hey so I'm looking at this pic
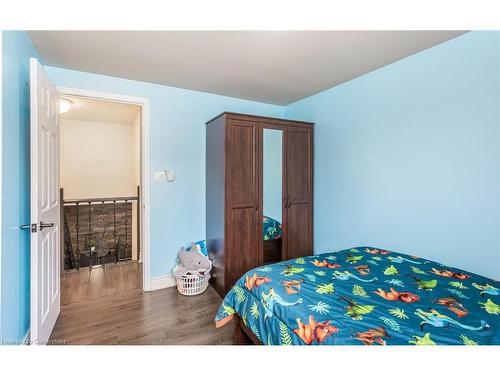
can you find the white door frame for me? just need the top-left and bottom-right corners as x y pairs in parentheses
(57, 86), (152, 291)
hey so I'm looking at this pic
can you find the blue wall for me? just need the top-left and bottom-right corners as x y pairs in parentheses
(285, 31), (500, 280)
(44, 66), (284, 279)
(1, 31), (42, 342)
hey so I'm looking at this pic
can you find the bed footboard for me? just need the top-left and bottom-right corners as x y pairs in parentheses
(234, 315), (261, 345)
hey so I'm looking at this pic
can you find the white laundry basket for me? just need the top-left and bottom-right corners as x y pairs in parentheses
(175, 270), (211, 296)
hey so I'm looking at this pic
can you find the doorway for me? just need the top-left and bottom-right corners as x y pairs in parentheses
(30, 59), (151, 344)
(57, 87), (151, 295)
(58, 94), (144, 304)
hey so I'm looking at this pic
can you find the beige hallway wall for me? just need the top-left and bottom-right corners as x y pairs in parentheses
(60, 116), (140, 259)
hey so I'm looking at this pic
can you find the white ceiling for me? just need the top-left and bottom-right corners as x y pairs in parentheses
(60, 96), (141, 125)
(29, 31), (467, 105)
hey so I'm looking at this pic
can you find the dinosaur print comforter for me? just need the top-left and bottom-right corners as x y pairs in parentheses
(215, 247), (500, 345)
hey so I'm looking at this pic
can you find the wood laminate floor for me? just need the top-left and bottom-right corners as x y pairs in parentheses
(50, 262), (233, 344)
(61, 261), (143, 306)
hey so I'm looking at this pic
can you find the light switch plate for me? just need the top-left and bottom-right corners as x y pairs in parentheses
(166, 170), (176, 182)
(154, 171), (166, 182)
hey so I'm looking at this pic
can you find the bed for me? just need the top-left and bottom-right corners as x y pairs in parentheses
(215, 247), (500, 345)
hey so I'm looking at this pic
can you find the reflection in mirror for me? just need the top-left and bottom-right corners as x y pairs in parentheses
(263, 128), (283, 264)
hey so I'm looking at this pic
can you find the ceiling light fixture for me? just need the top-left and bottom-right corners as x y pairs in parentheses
(59, 98), (73, 114)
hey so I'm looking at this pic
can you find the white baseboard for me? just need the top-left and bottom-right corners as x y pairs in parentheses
(149, 274), (176, 291)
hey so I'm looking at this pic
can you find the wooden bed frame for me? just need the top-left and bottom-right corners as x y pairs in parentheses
(234, 315), (262, 345)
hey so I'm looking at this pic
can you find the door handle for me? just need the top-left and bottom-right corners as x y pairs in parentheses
(39, 221), (54, 231)
(21, 223), (37, 233)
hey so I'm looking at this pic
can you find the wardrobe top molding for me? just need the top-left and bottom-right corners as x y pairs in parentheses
(205, 112), (314, 127)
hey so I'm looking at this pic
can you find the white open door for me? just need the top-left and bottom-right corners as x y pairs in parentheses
(30, 58), (60, 344)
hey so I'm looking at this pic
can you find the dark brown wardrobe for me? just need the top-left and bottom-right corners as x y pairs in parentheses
(206, 112), (313, 296)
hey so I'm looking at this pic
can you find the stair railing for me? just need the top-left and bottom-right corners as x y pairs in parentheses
(60, 187), (140, 270)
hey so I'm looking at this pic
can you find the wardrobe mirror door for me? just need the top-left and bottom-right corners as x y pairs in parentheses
(262, 128), (283, 264)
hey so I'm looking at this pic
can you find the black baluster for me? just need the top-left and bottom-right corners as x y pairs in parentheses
(113, 200), (117, 263)
(75, 203), (80, 270)
(88, 202), (92, 269)
(101, 200), (105, 266)
(124, 200), (129, 261)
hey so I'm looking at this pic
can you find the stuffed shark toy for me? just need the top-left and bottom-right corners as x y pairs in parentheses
(173, 242), (212, 278)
